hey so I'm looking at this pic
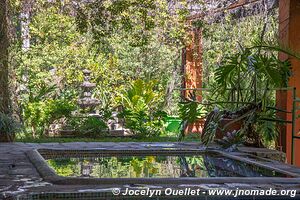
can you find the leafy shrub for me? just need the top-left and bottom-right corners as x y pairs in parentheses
(24, 99), (76, 137)
(64, 116), (108, 138)
(74, 117), (108, 138)
(119, 79), (162, 111)
(118, 79), (167, 138)
(179, 101), (205, 123)
(120, 109), (167, 138)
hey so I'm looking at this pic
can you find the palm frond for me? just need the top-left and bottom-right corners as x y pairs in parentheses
(250, 39), (300, 60)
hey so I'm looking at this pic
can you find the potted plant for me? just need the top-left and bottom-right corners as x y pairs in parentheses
(202, 39), (300, 147)
(0, 113), (19, 142)
(201, 103), (262, 147)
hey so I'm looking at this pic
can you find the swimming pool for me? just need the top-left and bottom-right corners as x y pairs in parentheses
(46, 153), (287, 178)
(27, 148), (300, 185)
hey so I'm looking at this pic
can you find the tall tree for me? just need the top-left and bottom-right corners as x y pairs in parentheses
(20, 0), (34, 51)
(0, 0), (11, 114)
(75, 0), (190, 52)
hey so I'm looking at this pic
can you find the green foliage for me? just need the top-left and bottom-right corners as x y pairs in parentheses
(14, 6), (84, 138)
(10, 0), (292, 148)
(12, 1), (182, 137)
(119, 79), (167, 137)
(70, 116), (108, 138)
(177, 92), (206, 141)
(202, 13), (279, 88)
(255, 109), (279, 147)
(179, 101), (202, 123)
(202, 36), (295, 147)
(119, 79), (161, 111)
(179, 100), (206, 124)
(47, 159), (79, 177)
(251, 39), (300, 60)
(214, 47), (250, 94)
(0, 113), (20, 138)
(122, 109), (167, 138)
(198, 11), (292, 147)
(30, 7), (78, 46)
(214, 44), (291, 104)
(201, 110), (223, 146)
(75, 0), (190, 50)
(24, 99), (76, 136)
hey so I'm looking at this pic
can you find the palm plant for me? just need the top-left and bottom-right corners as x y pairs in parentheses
(118, 79), (167, 137)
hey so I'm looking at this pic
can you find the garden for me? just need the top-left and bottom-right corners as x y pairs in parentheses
(1, 0), (300, 199)
(1, 0), (296, 146)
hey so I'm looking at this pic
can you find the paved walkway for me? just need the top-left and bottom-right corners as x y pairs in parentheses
(0, 142), (299, 199)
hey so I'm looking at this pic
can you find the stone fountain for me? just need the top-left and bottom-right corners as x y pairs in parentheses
(77, 69), (131, 136)
(77, 69), (100, 115)
(51, 69), (132, 137)
(50, 69), (101, 136)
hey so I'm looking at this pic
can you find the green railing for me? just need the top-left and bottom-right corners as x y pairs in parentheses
(292, 87), (300, 164)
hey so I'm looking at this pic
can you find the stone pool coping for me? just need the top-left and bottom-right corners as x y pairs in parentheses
(1, 142), (300, 199)
(26, 148), (300, 185)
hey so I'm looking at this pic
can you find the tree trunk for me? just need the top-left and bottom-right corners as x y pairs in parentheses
(0, 0), (11, 115)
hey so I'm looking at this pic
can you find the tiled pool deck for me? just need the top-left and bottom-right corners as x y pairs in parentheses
(0, 142), (300, 199)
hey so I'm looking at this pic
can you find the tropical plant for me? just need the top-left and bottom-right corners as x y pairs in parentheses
(201, 108), (223, 145)
(118, 79), (167, 138)
(214, 44), (291, 106)
(121, 109), (167, 138)
(179, 92), (205, 123)
(216, 130), (245, 151)
(202, 39), (300, 147)
(118, 79), (162, 110)
(11, 1), (182, 138)
(178, 91), (206, 141)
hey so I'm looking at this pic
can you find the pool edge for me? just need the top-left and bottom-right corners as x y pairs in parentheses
(26, 148), (300, 185)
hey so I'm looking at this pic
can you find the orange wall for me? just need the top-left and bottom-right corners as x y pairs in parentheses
(277, 0), (300, 166)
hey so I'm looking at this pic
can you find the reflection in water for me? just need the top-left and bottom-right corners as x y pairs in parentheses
(46, 154), (288, 178)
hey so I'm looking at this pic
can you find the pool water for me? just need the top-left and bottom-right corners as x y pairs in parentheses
(46, 153), (288, 178)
